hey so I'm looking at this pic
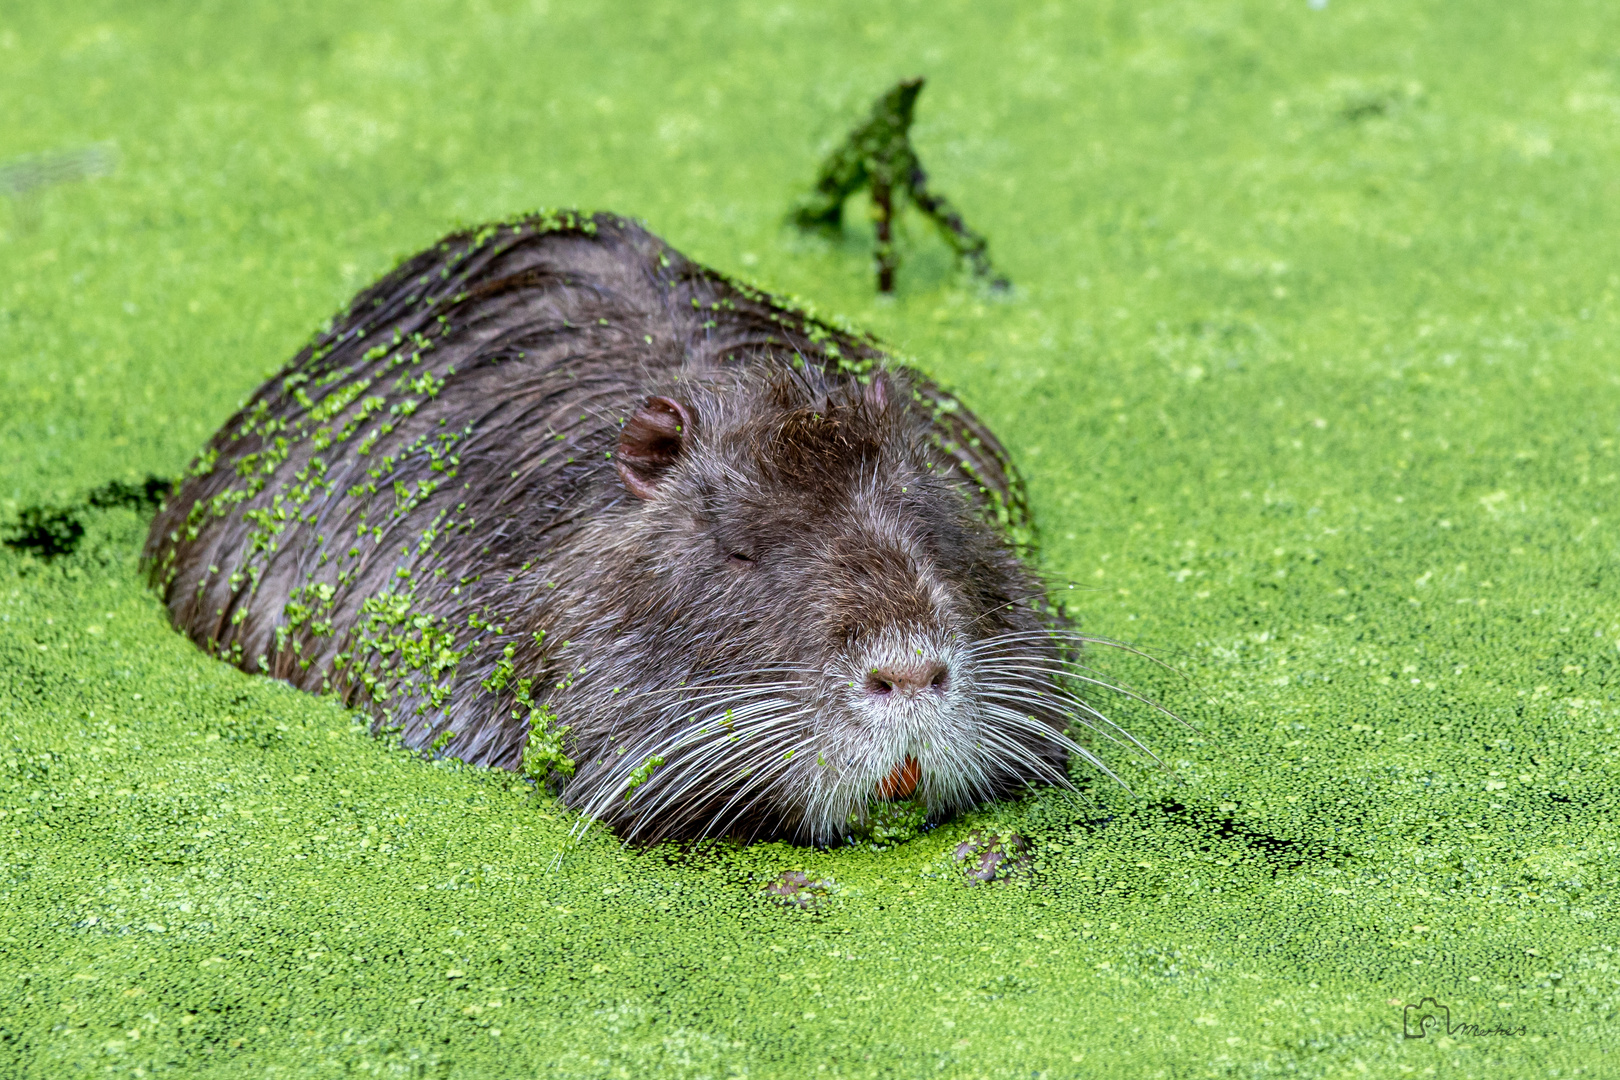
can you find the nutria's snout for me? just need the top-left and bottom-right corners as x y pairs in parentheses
(794, 627), (1005, 838)
(863, 658), (949, 698)
(841, 630), (968, 736)
(856, 636), (955, 702)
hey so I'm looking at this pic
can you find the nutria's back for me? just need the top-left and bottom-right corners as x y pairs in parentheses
(146, 213), (1116, 844)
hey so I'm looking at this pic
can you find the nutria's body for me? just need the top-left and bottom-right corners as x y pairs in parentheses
(146, 212), (1125, 844)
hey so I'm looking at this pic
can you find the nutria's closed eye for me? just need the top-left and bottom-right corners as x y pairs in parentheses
(142, 211), (1161, 847)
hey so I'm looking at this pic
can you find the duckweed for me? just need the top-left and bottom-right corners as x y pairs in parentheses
(1, 0), (1615, 1075)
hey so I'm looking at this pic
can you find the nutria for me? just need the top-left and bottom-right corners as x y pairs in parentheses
(145, 211), (1142, 845)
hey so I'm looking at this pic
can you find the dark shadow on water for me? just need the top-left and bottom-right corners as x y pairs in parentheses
(2, 475), (170, 559)
(1073, 797), (1349, 875)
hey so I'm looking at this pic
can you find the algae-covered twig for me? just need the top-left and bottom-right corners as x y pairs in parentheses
(791, 78), (1007, 293)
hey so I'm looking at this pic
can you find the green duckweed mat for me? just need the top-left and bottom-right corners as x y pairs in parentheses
(3, 1), (1617, 1075)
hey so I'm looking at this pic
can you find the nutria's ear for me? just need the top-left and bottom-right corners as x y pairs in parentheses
(616, 396), (694, 499)
(861, 372), (891, 412)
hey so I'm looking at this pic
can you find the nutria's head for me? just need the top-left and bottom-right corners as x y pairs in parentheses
(549, 367), (1115, 845)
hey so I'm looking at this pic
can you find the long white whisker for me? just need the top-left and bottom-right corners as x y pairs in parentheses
(975, 680), (1156, 757)
(609, 673), (812, 701)
(970, 726), (1076, 791)
(970, 629), (1191, 679)
(978, 705), (1130, 788)
(974, 655), (1187, 726)
(577, 695), (816, 841)
(625, 708), (814, 831)
(695, 734), (817, 841)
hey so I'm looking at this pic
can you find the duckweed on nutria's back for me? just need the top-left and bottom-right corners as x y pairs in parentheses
(1, 0), (1617, 1076)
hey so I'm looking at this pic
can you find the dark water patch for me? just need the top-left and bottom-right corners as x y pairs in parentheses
(3, 475), (170, 560)
(1146, 799), (1346, 872)
(86, 476), (172, 512)
(1533, 788), (1610, 823)
(2, 505), (84, 559)
(1064, 797), (1348, 876)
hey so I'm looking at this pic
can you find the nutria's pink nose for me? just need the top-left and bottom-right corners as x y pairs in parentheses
(864, 659), (949, 697)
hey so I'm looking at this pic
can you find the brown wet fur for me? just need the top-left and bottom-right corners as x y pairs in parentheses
(144, 212), (1082, 845)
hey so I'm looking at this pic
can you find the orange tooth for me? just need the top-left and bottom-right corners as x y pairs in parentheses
(876, 756), (921, 800)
